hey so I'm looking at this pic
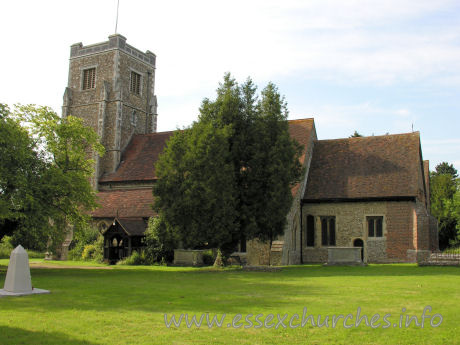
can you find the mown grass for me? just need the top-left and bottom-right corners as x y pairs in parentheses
(0, 263), (459, 344)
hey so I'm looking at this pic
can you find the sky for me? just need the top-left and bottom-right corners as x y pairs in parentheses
(1, 0), (459, 172)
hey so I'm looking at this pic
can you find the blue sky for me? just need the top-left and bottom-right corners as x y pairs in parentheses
(1, 0), (459, 171)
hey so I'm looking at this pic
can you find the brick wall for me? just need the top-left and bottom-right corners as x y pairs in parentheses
(385, 202), (414, 261)
(301, 200), (425, 263)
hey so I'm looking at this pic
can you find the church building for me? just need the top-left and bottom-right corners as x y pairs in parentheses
(63, 35), (438, 265)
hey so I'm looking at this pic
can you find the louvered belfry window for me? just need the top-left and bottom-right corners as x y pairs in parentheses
(82, 68), (96, 90)
(130, 71), (141, 95)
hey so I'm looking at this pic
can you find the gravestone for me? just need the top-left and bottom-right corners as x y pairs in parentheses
(326, 247), (364, 265)
(0, 245), (50, 297)
(173, 249), (204, 266)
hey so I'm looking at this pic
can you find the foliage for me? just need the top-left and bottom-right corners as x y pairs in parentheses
(202, 249), (216, 266)
(76, 237), (104, 263)
(448, 186), (460, 246)
(432, 162), (458, 178)
(0, 104), (104, 252)
(68, 224), (100, 260)
(116, 250), (154, 266)
(350, 130), (363, 137)
(143, 216), (177, 264)
(80, 235), (104, 262)
(0, 104), (44, 245)
(443, 245), (460, 254)
(430, 161), (459, 249)
(153, 122), (236, 253)
(0, 235), (13, 259)
(0, 236), (44, 259)
(154, 74), (303, 260)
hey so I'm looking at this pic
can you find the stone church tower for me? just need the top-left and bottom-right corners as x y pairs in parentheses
(62, 34), (157, 188)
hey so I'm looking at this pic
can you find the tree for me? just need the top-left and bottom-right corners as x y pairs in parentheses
(449, 187), (460, 246)
(0, 104), (104, 251)
(0, 104), (43, 241)
(432, 162), (458, 178)
(154, 118), (237, 254)
(143, 215), (179, 263)
(246, 82), (303, 242)
(350, 131), (363, 137)
(430, 161), (459, 249)
(153, 74), (302, 260)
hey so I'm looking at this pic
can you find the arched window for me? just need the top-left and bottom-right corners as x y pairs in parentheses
(321, 216), (336, 246)
(306, 215), (315, 247)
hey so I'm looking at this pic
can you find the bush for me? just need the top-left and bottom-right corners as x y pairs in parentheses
(202, 249), (216, 265)
(0, 235), (14, 259)
(27, 250), (45, 259)
(68, 224), (103, 262)
(81, 244), (97, 261)
(0, 236), (45, 259)
(444, 246), (460, 254)
(143, 216), (177, 264)
(117, 250), (152, 266)
(80, 235), (104, 262)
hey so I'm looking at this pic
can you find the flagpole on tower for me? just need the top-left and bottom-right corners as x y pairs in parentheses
(115, 0), (120, 34)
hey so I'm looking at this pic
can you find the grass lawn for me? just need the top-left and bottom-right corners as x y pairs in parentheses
(0, 262), (459, 345)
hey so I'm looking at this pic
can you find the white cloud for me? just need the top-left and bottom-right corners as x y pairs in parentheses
(1, 0), (460, 135)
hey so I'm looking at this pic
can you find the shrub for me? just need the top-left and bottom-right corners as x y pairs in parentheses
(444, 246), (460, 254)
(202, 249), (216, 265)
(0, 235), (14, 259)
(68, 224), (102, 262)
(27, 250), (45, 259)
(81, 244), (97, 261)
(0, 236), (45, 259)
(80, 235), (104, 262)
(143, 216), (177, 264)
(117, 250), (150, 266)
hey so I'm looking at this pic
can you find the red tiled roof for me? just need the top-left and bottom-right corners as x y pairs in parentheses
(303, 132), (422, 201)
(99, 120), (315, 188)
(288, 119), (315, 165)
(94, 120), (315, 219)
(288, 118), (315, 196)
(92, 189), (155, 218)
(99, 131), (175, 183)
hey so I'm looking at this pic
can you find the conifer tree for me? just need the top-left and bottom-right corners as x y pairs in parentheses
(153, 74), (302, 261)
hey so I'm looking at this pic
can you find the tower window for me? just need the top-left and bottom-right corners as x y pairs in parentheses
(130, 71), (141, 95)
(82, 68), (96, 90)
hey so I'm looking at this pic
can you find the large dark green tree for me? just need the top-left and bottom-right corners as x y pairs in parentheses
(153, 74), (302, 259)
(154, 120), (237, 252)
(0, 104), (43, 242)
(430, 161), (459, 249)
(432, 162), (458, 178)
(0, 104), (104, 251)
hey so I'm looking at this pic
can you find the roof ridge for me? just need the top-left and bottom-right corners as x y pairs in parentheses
(317, 131), (419, 143)
(288, 118), (314, 122)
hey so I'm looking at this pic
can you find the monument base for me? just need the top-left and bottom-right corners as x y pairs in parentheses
(0, 288), (50, 297)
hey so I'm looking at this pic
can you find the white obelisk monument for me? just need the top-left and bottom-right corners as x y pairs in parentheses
(0, 245), (50, 296)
